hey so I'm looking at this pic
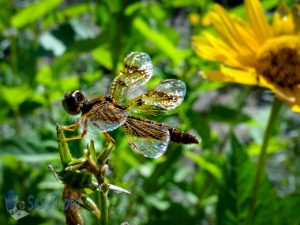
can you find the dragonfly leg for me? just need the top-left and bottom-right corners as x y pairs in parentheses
(64, 130), (87, 142)
(97, 132), (115, 164)
(64, 120), (88, 142)
(62, 122), (81, 131)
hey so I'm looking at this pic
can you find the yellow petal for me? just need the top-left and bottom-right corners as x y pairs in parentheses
(272, 2), (295, 36)
(205, 11), (241, 52)
(290, 104), (300, 112)
(192, 34), (243, 67)
(203, 33), (236, 54)
(288, 85), (300, 112)
(259, 76), (295, 103)
(213, 4), (259, 53)
(292, 4), (300, 34)
(245, 0), (272, 43)
(202, 66), (296, 103)
(189, 12), (201, 26)
(202, 66), (259, 85)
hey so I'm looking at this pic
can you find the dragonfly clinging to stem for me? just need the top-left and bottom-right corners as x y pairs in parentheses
(61, 52), (199, 158)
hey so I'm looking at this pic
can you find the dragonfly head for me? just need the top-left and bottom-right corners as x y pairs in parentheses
(62, 90), (87, 115)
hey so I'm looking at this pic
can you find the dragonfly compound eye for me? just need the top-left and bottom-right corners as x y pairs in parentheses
(62, 90), (86, 115)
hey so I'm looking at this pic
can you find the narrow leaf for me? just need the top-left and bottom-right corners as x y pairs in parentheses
(11, 0), (62, 28)
(133, 17), (190, 65)
(217, 133), (254, 225)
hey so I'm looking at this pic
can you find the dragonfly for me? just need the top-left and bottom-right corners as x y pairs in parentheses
(61, 52), (199, 158)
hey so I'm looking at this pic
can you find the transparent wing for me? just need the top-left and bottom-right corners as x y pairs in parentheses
(83, 102), (127, 132)
(124, 79), (186, 117)
(108, 52), (153, 104)
(123, 117), (170, 158)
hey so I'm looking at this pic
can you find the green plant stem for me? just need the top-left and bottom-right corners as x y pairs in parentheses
(10, 34), (18, 82)
(100, 184), (109, 225)
(246, 98), (282, 224)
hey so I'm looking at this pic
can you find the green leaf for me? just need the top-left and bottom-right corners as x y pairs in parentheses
(92, 45), (113, 70)
(65, 34), (106, 54)
(36, 65), (53, 86)
(10, 0), (63, 28)
(163, 0), (207, 8)
(252, 183), (279, 225)
(13, 153), (59, 163)
(187, 111), (211, 149)
(198, 81), (225, 93)
(59, 75), (80, 91)
(248, 138), (287, 156)
(133, 17), (190, 65)
(125, 2), (144, 16)
(217, 133), (282, 225)
(261, 0), (281, 10)
(146, 192), (170, 211)
(208, 104), (251, 123)
(276, 194), (300, 225)
(185, 151), (221, 180)
(217, 133), (255, 225)
(42, 3), (91, 28)
(82, 71), (102, 83)
(1, 85), (33, 109)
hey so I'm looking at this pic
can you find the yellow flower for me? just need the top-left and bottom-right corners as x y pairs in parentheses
(192, 0), (300, 112)
(188, 12), (201, 26)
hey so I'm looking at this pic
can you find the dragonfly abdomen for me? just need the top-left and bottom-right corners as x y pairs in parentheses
(167, 127), (199, 144)
(125, 116), (199, 145)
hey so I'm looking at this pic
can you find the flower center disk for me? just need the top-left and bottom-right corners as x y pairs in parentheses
(256, 36), (300, 87)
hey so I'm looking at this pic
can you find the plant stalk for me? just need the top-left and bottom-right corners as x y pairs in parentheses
(100, 184), (109, 225)
(246, 98), (282, 224)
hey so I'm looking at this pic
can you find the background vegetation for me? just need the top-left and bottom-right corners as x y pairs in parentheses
(0, 0), (299, 224)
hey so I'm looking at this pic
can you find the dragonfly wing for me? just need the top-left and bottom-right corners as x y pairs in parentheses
(83, 102), (127, 132)
(108, 52), (153, 104)
(125, 79), (186, 117)
(123, 117), (170, 158)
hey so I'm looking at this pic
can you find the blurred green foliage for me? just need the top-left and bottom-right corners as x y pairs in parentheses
(0, 0), (300, 224)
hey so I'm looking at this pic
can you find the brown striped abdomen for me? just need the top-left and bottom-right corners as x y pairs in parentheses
(126, 116), (199, 144)
(167, 127), (199, 144)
